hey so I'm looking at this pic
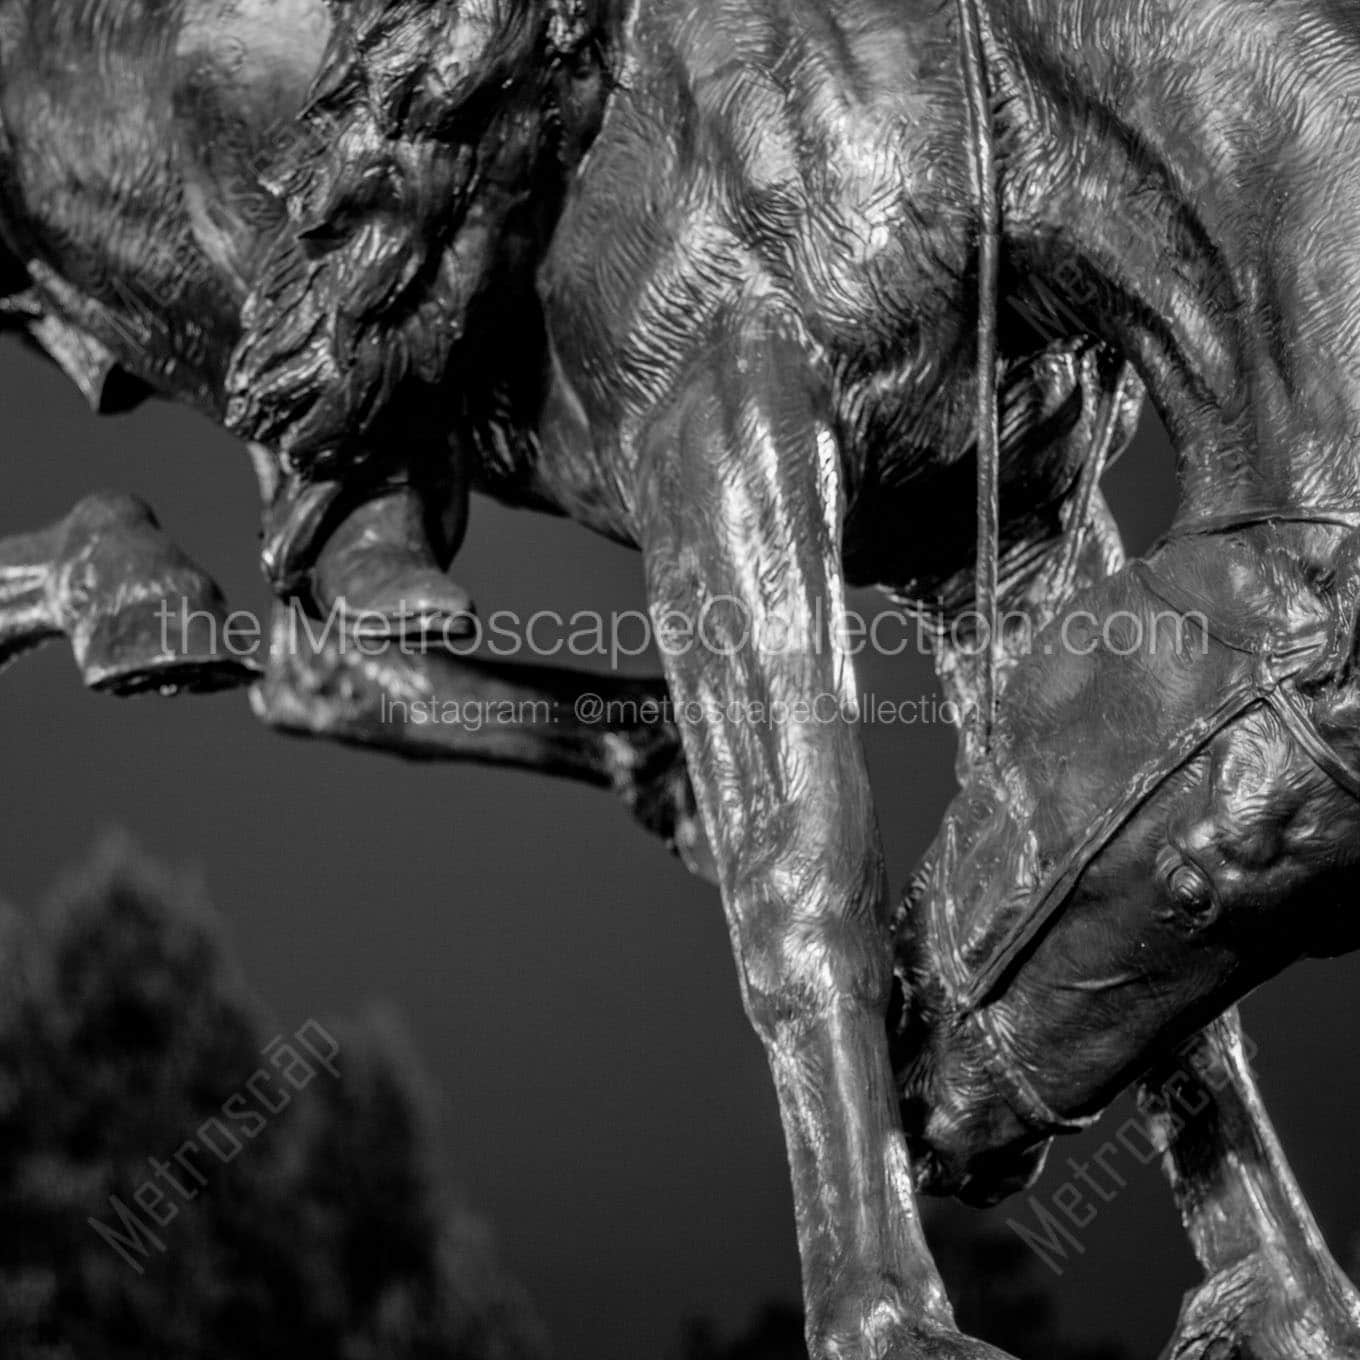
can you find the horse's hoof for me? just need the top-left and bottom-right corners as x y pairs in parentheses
(76, 595), (260, 696)
(57, 491), (261, 695)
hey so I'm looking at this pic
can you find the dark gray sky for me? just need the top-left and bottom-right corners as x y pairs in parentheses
(1, 335), (1356, 1358)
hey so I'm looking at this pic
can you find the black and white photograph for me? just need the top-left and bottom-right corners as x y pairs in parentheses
(1, 1), (1359, 1356)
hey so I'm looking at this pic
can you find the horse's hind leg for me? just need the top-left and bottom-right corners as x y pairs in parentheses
(1142, 1010), (1360, 1360)
(0, 491), (256, 694)
(251, 603), (715, 875)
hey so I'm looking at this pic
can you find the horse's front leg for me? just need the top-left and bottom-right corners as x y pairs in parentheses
(1143, 1009), (1360, 1360)
(635, 315), (1013, 1360)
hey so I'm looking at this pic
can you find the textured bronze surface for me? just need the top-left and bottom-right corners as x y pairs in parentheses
(2, 0), (1360, 1354)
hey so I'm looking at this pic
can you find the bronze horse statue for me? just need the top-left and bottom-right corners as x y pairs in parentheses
(3, 0), (1360, 1355)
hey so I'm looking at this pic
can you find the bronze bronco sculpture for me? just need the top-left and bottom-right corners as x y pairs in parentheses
(5, 0), (1360, 1355)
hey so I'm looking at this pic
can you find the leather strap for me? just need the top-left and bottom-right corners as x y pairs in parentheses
(950, 558), (1360, 1014)
(1154, 508), (1360, 553)
(952, 672), (1267, 1013)
(956, 0), (1001, 746)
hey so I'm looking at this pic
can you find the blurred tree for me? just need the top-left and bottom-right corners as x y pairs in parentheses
(0, 836), (1142, 1360)
(0, 837), (544, 1360)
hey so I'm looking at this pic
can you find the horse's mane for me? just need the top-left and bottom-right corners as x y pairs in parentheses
(224, 0), (599, 474)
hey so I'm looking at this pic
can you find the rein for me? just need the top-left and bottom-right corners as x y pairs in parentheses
(954, 0), (1136, 748)
(955, 0), (1001, 746)
(947, 6), (1360, 1133)
(947, 6), (1360, 1025)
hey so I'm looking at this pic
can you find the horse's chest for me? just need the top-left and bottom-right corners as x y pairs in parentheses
(537, 34), (974, 533)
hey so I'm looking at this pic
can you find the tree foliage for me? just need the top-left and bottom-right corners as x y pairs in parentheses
(0, 837), (1147, 1360)
(0, 838), (543, 1360)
